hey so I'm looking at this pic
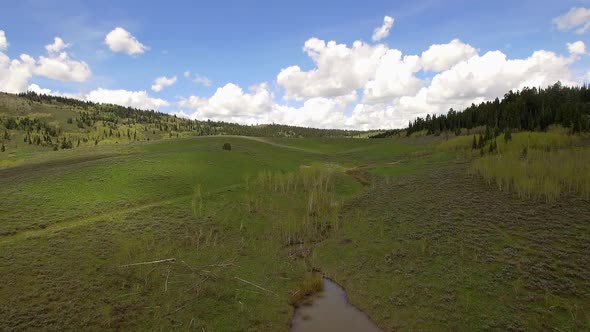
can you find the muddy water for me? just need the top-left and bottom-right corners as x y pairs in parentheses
(290, 278), (383, 332)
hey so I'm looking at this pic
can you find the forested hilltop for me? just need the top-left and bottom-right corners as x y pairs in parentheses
(373, 82), (590, 138)
(0, 91), (368, 154)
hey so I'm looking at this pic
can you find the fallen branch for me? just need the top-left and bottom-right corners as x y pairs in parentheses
(234, 276), (278, 296)
(120, 258), (176, 267)
(164, 268), (171, 292)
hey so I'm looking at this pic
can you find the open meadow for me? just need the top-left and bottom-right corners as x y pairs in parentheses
(1, 133), (588, 331)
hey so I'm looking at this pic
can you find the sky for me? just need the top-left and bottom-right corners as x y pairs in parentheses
(0, 0), (589, 129)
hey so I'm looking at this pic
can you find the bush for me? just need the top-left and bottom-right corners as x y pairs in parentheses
(222, 142), (231, 151)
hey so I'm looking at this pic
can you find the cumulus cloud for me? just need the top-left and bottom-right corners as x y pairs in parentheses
(105, 27), (147, 55)
(553, 7), (590, 34)
(35, 51), (92, 82)
(567, 41), (586, 56)
(0, 53), (36, 93)
(408, 50), (575, 116)
(176, 83), (357, 128)
(270, 32), (577, 129)
(78, 88), (169, 110)
(151, 75), (177, 92)
(0, 30), (7, 50)
(421, 39), (478, 71)
(0, 35), (91, 90)
(27, 83), (53, 94)
(178, 83), (272, 123)
(0, 32), (35, 92)
(372, 16), (394, 41)
(0, 16), (582, 130)
(45, 37), (70, 54)
(363, 50), (422, 102)
(277, 38), (388, 100)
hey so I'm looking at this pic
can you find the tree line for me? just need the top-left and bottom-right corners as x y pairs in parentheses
(372, 82), (590, 138)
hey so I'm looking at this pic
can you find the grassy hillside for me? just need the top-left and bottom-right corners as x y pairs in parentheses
(1, 89), (589, 331)
(0, 133), (588, 331)
(0, 92), (372, 168)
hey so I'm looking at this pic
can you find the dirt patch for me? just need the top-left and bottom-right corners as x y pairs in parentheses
(345, 166), (373, 187)
(0, 154), (119, 180)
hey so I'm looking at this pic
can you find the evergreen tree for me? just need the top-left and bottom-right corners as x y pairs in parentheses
(504, 129), (512, 143)
(484, 126), (493, 141)
(472, 135), (477, 150)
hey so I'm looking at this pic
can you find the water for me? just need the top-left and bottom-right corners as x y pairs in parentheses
(290, 278), (384, 332)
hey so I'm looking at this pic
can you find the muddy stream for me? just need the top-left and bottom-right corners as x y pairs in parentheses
(290, 278), (383, 332)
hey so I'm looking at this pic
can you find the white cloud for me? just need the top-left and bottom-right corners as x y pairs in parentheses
(554, 7), (590, 34)
(177, 83), (357, 128)
(421, 39), (478, 71)
(273, 93), (356, 128)
(0, 32), (35, 92)
(363, 50), (422, 102)
(271, 31), (577, 129)
(0, 30), (8, 50)
(27, 83), (53, 94)
(372, 16), (394, 41)
(193, 74), (212, 87)
(0, 53), (36, 93)
(567, 41), (586, 56)
(45, 37), (70, 54)
(0, 18), (582, 131)
(105, 27), (147, 55)
(178, 82), (272, 123)
(277, 38), (388, 99)
(35, 51), (91, 82)
(346, 103), (415, 130)
(78, 88), (169, 110)
(151, 75), (177, 92)
(408, 50), (575, 116)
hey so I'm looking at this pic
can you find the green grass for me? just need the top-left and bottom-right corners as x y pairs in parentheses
(0, 134), (588, 331)
(471, 132), (590, 202)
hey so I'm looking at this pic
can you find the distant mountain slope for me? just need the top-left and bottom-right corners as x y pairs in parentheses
(0, 92), (369, 154)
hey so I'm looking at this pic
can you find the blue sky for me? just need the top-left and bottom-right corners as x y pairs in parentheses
(0, 0), (588, 129)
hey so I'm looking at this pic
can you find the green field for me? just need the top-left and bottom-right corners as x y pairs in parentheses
(1, 132), (589, 331)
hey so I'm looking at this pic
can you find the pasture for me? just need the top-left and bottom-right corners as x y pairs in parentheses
(0, 135), (588, 331)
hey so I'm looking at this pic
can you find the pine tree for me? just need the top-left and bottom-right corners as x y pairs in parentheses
(504, 129), (512, 143)
(478, 134), (485, 149)
(484, 126), (492, 141)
